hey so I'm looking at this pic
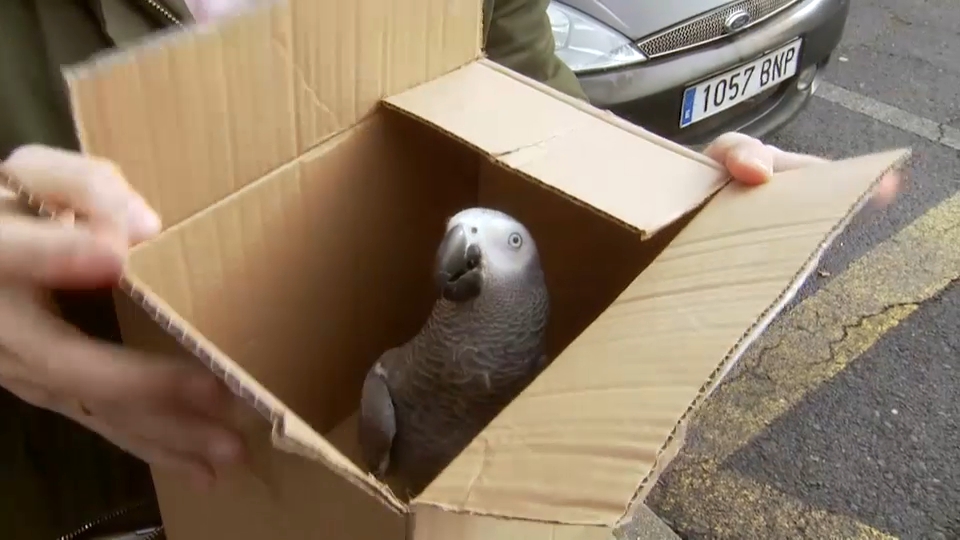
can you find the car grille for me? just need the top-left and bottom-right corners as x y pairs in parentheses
(635, 0), (803, 59)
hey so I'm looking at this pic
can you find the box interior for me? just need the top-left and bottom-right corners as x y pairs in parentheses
(125, 104), (676, 500)
(55, 1), (913, 538)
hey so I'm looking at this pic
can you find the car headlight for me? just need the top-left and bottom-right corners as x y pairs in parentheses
(547, 1), (647, 74)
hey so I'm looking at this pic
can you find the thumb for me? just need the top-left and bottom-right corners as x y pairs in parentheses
(0, 212), (126, 289)
(724, 145), (775, 186)
(703, 132), (774, 185)
(1, 293), (221, 412)
(1, 145), (162, 245)
(183, 0), (261, 22)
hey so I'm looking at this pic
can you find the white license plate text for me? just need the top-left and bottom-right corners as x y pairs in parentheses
(680, 39), (803, 128)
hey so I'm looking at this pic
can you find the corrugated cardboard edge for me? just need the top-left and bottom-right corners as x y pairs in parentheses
(114, 273), (403, 514)
(0, 165), (411, 513)
(383, 60), (730, 242)
(2, 93), (912, 535)
(400, 147), (914, 530)
(49, 0), (490, 517)
(411, 504), (612, 540)
(621, 147), (915, 518)
(378, 100), (663, 243)
(477, 59), (724, 175)
(63, 0), (487, 233)
(57, 37), (716, 515)
(2, 19), (911, 529)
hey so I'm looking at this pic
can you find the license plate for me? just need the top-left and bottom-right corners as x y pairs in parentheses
(679, 38), (803, 128)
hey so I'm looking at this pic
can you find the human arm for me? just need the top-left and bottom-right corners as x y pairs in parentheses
(0, 145), (246, 490)
(704, 131), (901, 205)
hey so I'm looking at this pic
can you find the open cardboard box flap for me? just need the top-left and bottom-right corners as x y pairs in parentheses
(53, 0), (910, 538)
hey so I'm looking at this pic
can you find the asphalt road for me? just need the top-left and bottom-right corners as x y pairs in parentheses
(645, 0), (960, 538)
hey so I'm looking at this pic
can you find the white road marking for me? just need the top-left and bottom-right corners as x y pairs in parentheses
(815, 81), (960, 151)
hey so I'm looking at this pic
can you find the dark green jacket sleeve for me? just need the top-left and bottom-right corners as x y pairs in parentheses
(483, 0), (589, 101)
(0, 2), (115, 158)
(0, 1), (587, 538)
(0, 4), (157, 540)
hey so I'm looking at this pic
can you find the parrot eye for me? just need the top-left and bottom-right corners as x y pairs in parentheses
(507, 232), (523, 249)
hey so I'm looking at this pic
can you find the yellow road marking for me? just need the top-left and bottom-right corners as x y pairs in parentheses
(694, 190), (960, 463)
(653, 470), (899, 540)
(651, 190), (960, 538)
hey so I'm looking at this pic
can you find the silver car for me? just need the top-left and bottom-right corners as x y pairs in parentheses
(547, 0), (850, 146)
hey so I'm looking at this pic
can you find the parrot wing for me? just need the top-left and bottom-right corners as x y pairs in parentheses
(358, 349), (399, 478)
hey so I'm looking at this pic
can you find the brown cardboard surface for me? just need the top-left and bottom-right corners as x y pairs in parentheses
(413, 505), (610, 540)
(384, 60), (727, 239)
(49, 0), (912, 538)
(413, 148), (911, 527)
(66, 0), (482, 230)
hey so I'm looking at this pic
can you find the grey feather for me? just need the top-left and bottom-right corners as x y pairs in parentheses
(358, 207), (550, 497)
(358, 351), (398, 478)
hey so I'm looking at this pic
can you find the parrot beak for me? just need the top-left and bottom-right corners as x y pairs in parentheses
(436, 223), (483, 302)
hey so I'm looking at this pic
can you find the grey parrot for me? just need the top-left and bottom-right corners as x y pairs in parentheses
(357, 207), (550, 497)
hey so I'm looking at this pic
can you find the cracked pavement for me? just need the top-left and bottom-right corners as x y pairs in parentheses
(644, 0), (960, 537)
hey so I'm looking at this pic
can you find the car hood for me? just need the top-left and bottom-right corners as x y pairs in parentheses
(560, 0), (736, 41)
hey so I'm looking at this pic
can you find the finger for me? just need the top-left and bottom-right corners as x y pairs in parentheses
(702, 132), (758, 164)
(703, 132), (774, 185)
(764, 146), (901, 207)
(705, 132), (832, 184)
(862, 171), (902, 209)
(2, 352), (232, 489)
(0, 183), (76, 220)
(1, 373), (214, 489)
(704, 133), (904, 210)
(3, 349), (242, 467)
(184, 0), (262, 22)
(59, 340), (237, 420)
(69, 407), (216, 491)
(0, 214), (125, 288)
(0, 370), (57, 410)
(726, 143), (776, 185)
(768, 146), (829, 172)
(0, 301), (238, 421)
(1, 145), (161, 244)
(96, 406), (248, 468)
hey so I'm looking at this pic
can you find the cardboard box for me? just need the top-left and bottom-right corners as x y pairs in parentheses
(59, 0), (908, 538)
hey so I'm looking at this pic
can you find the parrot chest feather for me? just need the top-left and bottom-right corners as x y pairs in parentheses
(380, 284), (549, 494)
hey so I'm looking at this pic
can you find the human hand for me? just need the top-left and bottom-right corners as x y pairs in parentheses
(0, 145), (246, 490)
(182, 0), (264, 23)
(703, 132), (901, 206)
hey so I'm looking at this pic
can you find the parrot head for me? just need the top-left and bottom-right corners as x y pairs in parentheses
(434, 207), (541, 302)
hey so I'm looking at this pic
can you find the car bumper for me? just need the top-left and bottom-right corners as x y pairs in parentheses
(576, 0), (850, 146)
